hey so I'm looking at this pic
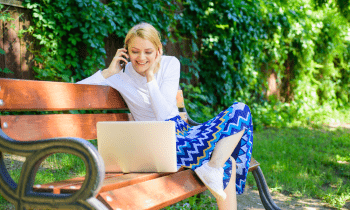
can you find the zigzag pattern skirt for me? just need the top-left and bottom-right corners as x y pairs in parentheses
(166, 102), (253, 194)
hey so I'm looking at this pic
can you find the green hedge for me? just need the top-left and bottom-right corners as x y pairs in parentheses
(18, 0), (350, 129)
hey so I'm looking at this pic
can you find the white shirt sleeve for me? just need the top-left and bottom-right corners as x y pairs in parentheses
(76, 70), (108, 86)
(75, 57), (180, 121)
(147, 57), (180, 121)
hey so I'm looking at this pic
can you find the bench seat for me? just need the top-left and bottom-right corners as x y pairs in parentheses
(30, 159), (260, 209)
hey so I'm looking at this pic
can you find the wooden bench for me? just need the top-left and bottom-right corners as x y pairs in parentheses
(0, 78), (281, 210)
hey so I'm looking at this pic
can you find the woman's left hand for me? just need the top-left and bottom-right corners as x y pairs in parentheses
(145, 48), (163, 81)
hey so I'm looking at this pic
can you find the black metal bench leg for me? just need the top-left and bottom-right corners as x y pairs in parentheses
(252, 166), (282, 210)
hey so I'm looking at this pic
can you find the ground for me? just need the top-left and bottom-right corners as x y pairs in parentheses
(236, 186), (350, 210)
(199, 185), (349, 210)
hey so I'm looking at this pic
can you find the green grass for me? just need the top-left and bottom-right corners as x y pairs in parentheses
(163, 193), (218, 210)
(246, 126), (350, 209)
(6, 153), (86, 185)
(34, 153), (87, 184)
(0, 127), (349, 209)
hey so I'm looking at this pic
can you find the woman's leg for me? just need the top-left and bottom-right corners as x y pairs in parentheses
(208, 129), (245, 169)
(171, 102), (253, 201)
(217, 157), (237, 210)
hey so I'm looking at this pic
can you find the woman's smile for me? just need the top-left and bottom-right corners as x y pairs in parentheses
(136, 61), (148, 65)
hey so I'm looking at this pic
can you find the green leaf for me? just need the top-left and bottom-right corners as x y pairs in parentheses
(82, 33), (89, 39)
(134, 4), (142, 10)
(0, 68), (14, 74)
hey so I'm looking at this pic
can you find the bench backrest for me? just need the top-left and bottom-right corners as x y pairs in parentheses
(0, 78), (187, 141)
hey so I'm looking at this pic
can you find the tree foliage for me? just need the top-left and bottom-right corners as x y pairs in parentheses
(20, 0), (350, 130)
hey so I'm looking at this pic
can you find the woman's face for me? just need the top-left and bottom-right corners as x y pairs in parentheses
(127, 36), (157, 76)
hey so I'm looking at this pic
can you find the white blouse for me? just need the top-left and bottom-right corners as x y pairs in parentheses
(77, 55), (180, 121)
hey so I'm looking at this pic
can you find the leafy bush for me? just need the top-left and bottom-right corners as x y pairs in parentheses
(23, 0), (117, 82)
(21, 0), (350, 128)
(23, 0), (176, 82)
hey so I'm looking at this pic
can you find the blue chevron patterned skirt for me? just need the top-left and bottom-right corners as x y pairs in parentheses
(166, 102), (253, 194)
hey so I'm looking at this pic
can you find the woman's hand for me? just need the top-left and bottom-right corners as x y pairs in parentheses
(145, 48), (163, 82)
(102, 48), (129, 79)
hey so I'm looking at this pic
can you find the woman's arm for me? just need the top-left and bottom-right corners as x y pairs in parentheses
(147, 56), (180, 121)
(76, 70), (107, 85)
(77, 48), (128, 84)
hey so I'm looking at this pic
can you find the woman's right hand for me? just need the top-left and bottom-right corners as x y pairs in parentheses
(102, 48), (129, 79)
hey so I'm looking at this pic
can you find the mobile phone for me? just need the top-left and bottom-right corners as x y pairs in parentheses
(121, 48), (129, 72)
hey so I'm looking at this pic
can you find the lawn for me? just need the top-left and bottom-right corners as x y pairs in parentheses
(0, 126), (349, 209)
(247, 126), (350, 209)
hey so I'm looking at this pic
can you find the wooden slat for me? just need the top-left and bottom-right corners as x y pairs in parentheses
(179, 112), (188, 124)
(0, 78), (127, 111)
(176, 90), (184, 108)
(98, 173), (168, 194)
(97, 169), (206, 210)
(33, 173), (119, 194)
(33, 175), (92, 194)
(0, 0), (25, 7)
(248, 157), (260, 172)
(60, 173), (171, 194)
(33, 173), (171, 194)
(0, 113), (128, 141)
(4, 7), (20, 79)
(0, 79), (185, 111)
(19, 8), (33, 79)
(0, 15), (4, 74)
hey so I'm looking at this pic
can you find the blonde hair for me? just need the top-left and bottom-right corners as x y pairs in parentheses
(124, 23), (162, 73)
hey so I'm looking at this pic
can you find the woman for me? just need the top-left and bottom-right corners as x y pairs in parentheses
(77, 22), (253, 210)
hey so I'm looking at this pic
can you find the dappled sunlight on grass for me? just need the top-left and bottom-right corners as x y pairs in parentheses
(271, 161), (288, 173)
(297, 168), (310, 179)
(247, 126), (350, 209)
(34, 153), (87, 185)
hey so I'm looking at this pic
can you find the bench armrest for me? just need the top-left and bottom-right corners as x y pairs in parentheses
(0, 128), (108, 210)
(187, 113), (201, 126)
(178, 87), (201, 127)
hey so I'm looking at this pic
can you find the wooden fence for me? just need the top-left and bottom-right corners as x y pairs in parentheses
(0, 0), (34, 79)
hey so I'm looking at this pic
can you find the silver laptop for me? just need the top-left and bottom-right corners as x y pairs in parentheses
(97, 121), (177, 173)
